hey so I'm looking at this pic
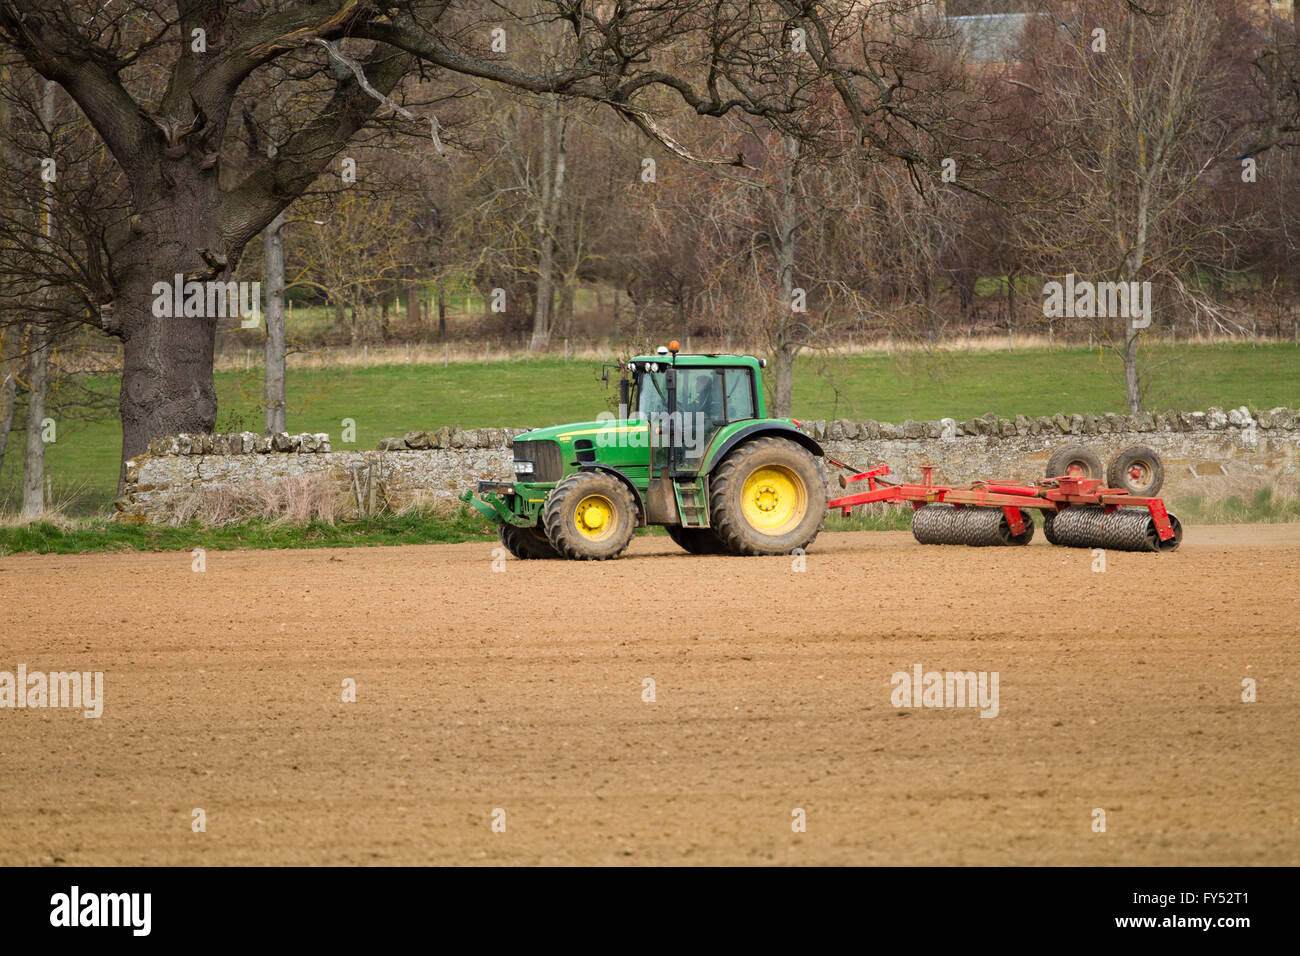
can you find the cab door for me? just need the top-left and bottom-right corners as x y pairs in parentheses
(675, 366), (756, 473)
(674, 367), (726, 473)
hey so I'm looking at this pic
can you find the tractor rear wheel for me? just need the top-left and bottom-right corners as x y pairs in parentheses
(498, 522), (560, 560)
(543, 472), (638, 560)
(665, 525), (729, 555)
(709, 437), (826, 556)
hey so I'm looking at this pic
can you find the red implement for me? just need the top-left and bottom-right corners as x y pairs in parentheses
(826, 462), (1176, 541)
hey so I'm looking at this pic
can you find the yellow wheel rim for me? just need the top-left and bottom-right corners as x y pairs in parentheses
(741, 465), (806, 535)
(574, 494), (616, 540)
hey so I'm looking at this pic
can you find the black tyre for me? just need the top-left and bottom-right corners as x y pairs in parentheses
(1046, 444), (1104, 480)
(498, 522), (560, 559)
(665, 525), (729, 555)
(1106, 444), (1164, 497)
(708, 437), (826, 556)
(1043, 510), (1060, 545)
(542, 471), (638, 560)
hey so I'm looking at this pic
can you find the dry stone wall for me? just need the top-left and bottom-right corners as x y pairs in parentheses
(114, 407), (1300, 523)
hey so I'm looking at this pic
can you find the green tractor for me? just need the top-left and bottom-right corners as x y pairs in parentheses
(461, 343), (827, 560)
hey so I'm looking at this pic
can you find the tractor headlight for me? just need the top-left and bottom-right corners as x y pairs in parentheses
(513, 460), (535, 476)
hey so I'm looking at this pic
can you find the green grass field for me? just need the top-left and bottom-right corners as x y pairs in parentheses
(3, 342), (1297, 516)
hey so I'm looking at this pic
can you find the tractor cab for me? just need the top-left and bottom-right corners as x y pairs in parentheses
(623, 343), (766, 473)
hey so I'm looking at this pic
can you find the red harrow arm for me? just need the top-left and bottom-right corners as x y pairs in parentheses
(825, 458), (1182, 553)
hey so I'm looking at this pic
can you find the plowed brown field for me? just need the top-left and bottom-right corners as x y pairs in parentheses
(1, 524), (1297, 865)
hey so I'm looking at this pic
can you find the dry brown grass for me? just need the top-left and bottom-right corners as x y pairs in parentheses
(1168, 475), (1300, 524)
(162, 473), (344, 527)
(157, 473), (473, 526)
(0, 481), (96, 529)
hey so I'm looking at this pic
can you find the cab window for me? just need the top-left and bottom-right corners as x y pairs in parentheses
(677, 368), (725, 426)
(636, 371), (668, 418)
(724, 369), (755, 421)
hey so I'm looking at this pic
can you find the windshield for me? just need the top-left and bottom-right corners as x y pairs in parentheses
(633, 370), (669, 418)
(631, 366), (754, 422)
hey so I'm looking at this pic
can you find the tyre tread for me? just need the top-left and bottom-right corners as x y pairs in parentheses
(542, 473), (637, 561)
(708, 436), (826, 556)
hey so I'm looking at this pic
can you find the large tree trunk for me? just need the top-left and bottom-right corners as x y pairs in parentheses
(115, 176), (228, 482)
(21, 326), (48, 518)
(118, 278), (220, 478)
(263, 210), (287, 434)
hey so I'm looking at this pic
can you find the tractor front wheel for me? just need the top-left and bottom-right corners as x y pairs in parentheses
(543, 472), (638, 560)
(498, 522), (560, 560)
(709, 437), (826, 556)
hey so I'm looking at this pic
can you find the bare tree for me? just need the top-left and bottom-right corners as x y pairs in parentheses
(1014, 0), (1240, 412)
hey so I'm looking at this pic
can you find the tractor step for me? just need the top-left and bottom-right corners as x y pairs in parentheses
(673, 477), (709, 528)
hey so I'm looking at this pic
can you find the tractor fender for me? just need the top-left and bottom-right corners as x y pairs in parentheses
(703, 423), (823, 474)
(577, 464), (647, 525)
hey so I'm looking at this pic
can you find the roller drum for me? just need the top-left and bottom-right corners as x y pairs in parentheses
(1045, 506), (1182, 552)
(911, 502), (957, 544)
(911, 504), (1034, 547)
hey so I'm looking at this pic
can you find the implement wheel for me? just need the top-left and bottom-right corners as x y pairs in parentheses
(709, 437), (826, 556)
(498, 522), (560, 560)
(1106, 444), (1164, 497)
(543, 472), (637, 560)
(1046, 444), (1103, 481)
(666, 525), (729, 555)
